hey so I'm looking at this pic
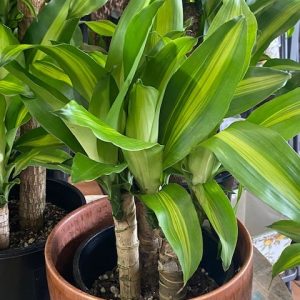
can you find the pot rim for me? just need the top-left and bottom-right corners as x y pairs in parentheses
(45, 199), (253, 300)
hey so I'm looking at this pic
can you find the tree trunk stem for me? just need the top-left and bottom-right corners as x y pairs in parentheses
(158, 238), (187, 300)
(114, 193), (140, 300)
(0, 203), (9, 249)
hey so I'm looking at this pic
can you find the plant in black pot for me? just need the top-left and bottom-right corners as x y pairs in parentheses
(0, 0), (114, 298)
(2, 0), (300, 299)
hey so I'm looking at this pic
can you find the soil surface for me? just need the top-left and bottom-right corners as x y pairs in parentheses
(88, 266), (218, 300)
(9, 200), (67, 249)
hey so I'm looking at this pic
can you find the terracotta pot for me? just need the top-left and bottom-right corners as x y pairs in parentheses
(45, 199), (253, 300)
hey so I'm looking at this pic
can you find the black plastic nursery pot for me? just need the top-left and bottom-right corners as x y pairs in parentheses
(72, 224), (251, 299)
(0, 178), (86, 300)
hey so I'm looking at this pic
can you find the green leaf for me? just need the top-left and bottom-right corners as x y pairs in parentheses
(272, 244), (300, 278)
(268, 220), (300, 243)
(15, 127), (63, 151)
(141, 36), (197, 141)
(37, 44), (106, 102)
(140, 184), (202, 283)
(11, 149), (40, 177)
(71, 153), (127, 183)
(247, 88), (300, 140)
(105, 0), (164, 129)
(264, 59), (300, 71)
(149, 0), (183, 48)
(227, 67), (291, 117)
(205, 0), (257, 73)
(68, 0), (108, 19)
(251, 0), (300, 64)
(203, 121), (300, 221)
(55, 100), (158, 152)
(193, 180), (238, 270)
(82, 20), (116, 37)
(106, 0), (151, 79)
(249, 0), (275, 15)
(159, 17), (248, 169)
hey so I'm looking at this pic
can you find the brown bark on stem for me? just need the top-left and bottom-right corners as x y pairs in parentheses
(158, 238), (187, 300)
(114, 193), (140, 300)
(136, 201), (159, 293)
(0, 203), (9, 249)
(18, 1), (46, 231)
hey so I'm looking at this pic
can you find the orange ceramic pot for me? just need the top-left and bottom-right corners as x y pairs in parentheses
(45, 199), (253, 300)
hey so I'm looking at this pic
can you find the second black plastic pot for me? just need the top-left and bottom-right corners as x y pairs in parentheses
(72, 226), (236, 293)
(0, 178), (86, 300)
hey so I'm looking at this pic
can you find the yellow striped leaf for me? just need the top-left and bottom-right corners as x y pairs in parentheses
(269, 220), (300, 243)
(159, 17), (248, 169)
(272, 244), (300, 278)
(247, 88), (300, 140)
(193, 180), (237, 270)
(227, 67), (291, 116)
(140, 184), (202, 283)
(82, 20), (116, 37)
(203, 121), (300, 221)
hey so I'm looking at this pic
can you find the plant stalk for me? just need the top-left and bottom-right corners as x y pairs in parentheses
(158, 238), (187, 300)
(113, 192), (140, 300)
(136, 201), (159, 293)
(0, 203), (9, 249)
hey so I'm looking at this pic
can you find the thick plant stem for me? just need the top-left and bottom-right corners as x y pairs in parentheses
(136, 201), (159, 292)
(114, 193), (140, 300)
(0, 203), (9, 249)
(19, 166), (46, 229)
(18, 1), (46, 231)
(158, 238), (187, 300)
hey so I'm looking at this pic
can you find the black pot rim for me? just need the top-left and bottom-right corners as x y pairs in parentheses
(0, 178), (85, 259)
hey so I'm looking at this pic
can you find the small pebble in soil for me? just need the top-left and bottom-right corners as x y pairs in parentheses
(8, 200), (67, 249)
(89, 265), (219, 300)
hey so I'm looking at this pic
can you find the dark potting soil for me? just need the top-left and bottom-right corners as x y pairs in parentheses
(88, 266), (218, 300)
(8, 200), (67, 249)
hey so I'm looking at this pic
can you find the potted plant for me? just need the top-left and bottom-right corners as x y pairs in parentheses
(0, 0), (112, 298)
(1, 0), (300, 299)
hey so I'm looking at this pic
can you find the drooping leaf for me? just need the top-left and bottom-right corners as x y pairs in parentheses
(159, 17), (248, 169)
(203, 121), (300, 221)
(68, 0), (108, 19)
(55, 100), (158, 152)
(193, 180), (238, 270)
(71, 153), (127, 183)
(82, 20), (116, 37)
(227, 67), (291, 116)
(15, 127), (63, 151)
(272, 244), (300, 278)
(268, 220), (300, 243)
(251, 0), (300, 64)
(247, 88), (300, 140)
(140, 184), (203, 283)
(264, 58), (300, 71)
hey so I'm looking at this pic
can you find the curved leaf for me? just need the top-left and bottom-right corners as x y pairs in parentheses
(71, 153), (127, 183)
(55, 100), (158, 152)
(272, 243), (300, 278)
(68, 0), (108, 19)
(227, 67), (291, 116)
(82, 20), (116, 37)
(193, 180), (238, 270)
(140, 184), (202, 284)
(251, 0), (300, 64)
(247, 88), (300, 140)
(203, 121), (300, 221)
(269, 220), (300, 243)
(264, 58), (300, 71)
(159, 17), (248, 169)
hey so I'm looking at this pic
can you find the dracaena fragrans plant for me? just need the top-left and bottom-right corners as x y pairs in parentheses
(1, 0), (300, 299)
(0, 0), (112, 249)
